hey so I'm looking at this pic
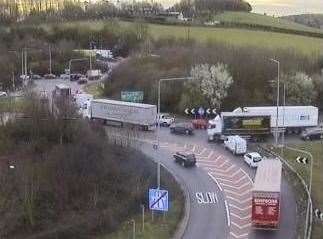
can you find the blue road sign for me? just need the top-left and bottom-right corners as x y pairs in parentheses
(149, 188), (169, 211)
(198, 107), (205, 116)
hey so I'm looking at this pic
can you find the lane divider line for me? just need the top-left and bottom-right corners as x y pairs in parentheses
(208, 172), (223, 192)
(224, 199), (231, 227)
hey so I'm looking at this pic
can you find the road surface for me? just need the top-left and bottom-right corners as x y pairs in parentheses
(106, 126), (297, 239)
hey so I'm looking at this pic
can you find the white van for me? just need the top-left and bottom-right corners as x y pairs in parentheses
(224, 135), (247, 155)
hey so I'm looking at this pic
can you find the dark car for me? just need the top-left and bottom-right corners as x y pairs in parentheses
(170, 122), (194, 135)
(173, 152), (196, 167)
(301, 127), (323, 140)
(44, 73), (56, 79)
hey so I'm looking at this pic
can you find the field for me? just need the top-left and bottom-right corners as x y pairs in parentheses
(55, 20), (323, 57)
(213, 11), (323, 34)
(273, 143), (323, 239)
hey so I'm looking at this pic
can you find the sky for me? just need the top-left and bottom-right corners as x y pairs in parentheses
(157, 0), (323, 16)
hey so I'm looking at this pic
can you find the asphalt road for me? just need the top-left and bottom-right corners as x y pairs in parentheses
(141, 144), (229, 239)
(122, 127), (298, 239)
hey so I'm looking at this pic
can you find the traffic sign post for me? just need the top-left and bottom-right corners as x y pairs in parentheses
(149, 188), (169, 212)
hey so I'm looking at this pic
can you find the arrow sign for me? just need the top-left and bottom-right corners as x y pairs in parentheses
(184, 108), (190, 115)
(296, 156), (308, 164)
(212, 109), (217, 114)
(206, 108), (211, 114)
(191, 108), (196, 114)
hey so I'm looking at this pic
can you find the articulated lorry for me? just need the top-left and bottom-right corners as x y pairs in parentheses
(207, 106), (318, 141)
(252, 159), (282, 230)
(87, 99), (157, 130)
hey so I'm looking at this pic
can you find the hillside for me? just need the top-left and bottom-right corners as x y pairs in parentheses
(283, 14), (323, 30)
(213, 11), (323, 34)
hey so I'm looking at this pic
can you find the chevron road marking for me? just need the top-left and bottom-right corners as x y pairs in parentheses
(214, 175), (248, 185)
(224, 188), (251, 197)
(220, 181), (251, 190)
(231, 221), (251, 230)
(229, 203), (252, 211)
(230, 213), (251, 220)
(218, 159), (229, 168)
(230, 232), (249, 238)
(201, 164), (236, 174)
(226, 196), (251, 204)
(209, 169), (242, 178)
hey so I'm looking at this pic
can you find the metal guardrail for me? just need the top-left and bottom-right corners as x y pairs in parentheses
(257, 145), (312, 239)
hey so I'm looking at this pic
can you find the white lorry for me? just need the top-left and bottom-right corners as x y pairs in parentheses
(224, 135), (247, 155)
(88, 99), (157, 130)
(207, 106), (319, 142)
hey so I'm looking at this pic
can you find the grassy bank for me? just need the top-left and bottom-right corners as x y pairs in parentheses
(103, 200), (183, 239)
(273, 142), (323, 239)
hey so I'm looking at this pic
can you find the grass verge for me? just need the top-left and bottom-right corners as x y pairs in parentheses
(271, 142), (323, 239)
(101, 200), (183, 239)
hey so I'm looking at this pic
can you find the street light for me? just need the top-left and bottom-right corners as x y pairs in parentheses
(269, 58), (280, 146)
(285, 146), (313, 239)
(157, 77), (192, 188)
(68, 58), (89, 81)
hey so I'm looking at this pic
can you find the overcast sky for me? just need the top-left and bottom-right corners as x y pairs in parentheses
(157, 0), (323, 16)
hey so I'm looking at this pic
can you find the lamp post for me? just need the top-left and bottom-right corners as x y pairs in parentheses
(285, 146), (313, 239)
(157, 77), (192, 188)
(269, 58), (280, 146)
(68, 58), (89, 81)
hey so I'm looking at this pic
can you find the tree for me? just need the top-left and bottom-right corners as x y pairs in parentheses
(283, 72), (317, 105)
(190, 63), (233, 109)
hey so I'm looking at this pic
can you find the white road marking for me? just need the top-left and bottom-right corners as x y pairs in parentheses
(226, 196), (251, 204)
(224, 188), (251, 197)
(195, 192), (217, 204)
(230, 231), (249, 238)
(231, 221), (251, 230)
(208, 173), (223, 191)
(229, 204), (252, 211)
(230, 212), (251, 220)
(224, 200), (231, 227)
(217, 176), (249, 187)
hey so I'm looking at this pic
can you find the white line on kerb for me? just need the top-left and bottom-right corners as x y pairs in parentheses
(208, 172), (223, 191)
(224, 200), (231, 227)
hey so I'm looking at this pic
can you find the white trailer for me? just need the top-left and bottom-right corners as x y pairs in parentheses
(238, 106), (318, 133)
(207, 106), (319, 141)
(89, 99), (157, 130)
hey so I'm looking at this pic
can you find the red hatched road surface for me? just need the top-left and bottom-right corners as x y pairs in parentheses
(159, 142), (253, 239)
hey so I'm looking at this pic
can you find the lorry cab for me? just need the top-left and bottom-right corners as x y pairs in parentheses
(207, 115), (222, 141)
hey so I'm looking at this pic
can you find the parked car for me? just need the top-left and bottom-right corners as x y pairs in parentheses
(31, 74), (42, 80)
(44, 73), (56, 79)
(158, 113), (175, 127)
(301, 127), (323, 140)
(244, 152), (262, 168)
(173, 152), (196, 167)
(60, 74), (70, 80)
(0, 91), (7, 97)
(192, 118), (208, 129)
(170, 122), (194, 135)
(77, 77), (88, 85)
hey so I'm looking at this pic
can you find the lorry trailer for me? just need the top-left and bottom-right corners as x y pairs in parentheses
(207, 106), (318, 141)
(89, 99), (157, 130)
(252, 159), (282, 230)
